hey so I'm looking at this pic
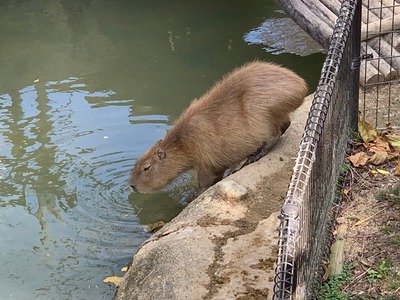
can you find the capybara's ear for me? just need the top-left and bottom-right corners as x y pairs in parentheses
(156, 148), (166, 160)
(154, 139), (163, 147)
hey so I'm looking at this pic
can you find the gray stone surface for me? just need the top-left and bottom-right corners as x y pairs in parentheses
(114, 95), (313, 300)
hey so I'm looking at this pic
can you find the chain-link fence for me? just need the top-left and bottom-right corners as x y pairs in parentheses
(273, 1), (361, 299)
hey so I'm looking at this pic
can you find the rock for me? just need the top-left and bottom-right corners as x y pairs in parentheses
(214, 180), (248, 200)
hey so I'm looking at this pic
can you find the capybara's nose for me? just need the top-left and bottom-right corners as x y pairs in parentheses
(130, 185), (138, 192)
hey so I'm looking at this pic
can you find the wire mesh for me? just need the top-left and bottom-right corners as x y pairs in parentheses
(361, 0), (400, 129)
(273, 1), (360, 299)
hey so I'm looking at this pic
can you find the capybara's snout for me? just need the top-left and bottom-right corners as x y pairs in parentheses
(129, 184), (139, 193)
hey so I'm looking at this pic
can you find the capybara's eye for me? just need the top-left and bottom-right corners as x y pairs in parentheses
(143, 165), (151, 171)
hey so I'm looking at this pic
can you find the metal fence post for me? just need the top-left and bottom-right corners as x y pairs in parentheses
(350, 0), (361, 131)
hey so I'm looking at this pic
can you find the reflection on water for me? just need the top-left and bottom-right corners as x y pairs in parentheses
(0, 0), (325, 299)
(0, 76), (187, 299)
(244, 17), (325, 56)
(0, 78), (149, 299)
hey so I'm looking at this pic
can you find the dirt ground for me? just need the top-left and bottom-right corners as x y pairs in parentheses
(328, 83), (400, 299)
(361, 82), (400, 129)
(338, 161), (400, 299)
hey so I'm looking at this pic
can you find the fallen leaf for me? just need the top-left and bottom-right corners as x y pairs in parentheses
(368, 136), (391, 153)
(121, 266), (128, 272)
(395, 161), (400, 176)
(348, 152), (369, 167)
(358, 117), (377, 143)
(370, 170), (378, 175)
(103, 276), (123, 287)
(33, 79), (39, 83)
(369, 151), (388, 165)
(376, 169), (390, 175)
(343, 188), (350, 196)
(388, 150), (400, 159)
(384, 133), (400, 150)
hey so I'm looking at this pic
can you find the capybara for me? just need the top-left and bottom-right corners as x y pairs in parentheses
(129, 61), (308, 193)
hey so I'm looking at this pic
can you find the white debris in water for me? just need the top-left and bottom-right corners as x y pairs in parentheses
(0, 160), (5, 180)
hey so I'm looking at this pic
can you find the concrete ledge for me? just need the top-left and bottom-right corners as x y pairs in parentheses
(114, 95), (313, 300)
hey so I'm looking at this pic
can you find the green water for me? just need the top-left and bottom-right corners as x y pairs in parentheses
(0, 1), (325, 299)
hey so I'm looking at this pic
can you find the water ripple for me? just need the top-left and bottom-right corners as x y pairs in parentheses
(0, 77), (155, 300)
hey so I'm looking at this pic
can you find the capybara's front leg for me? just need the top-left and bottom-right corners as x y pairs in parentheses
(197, 169), (224, 194)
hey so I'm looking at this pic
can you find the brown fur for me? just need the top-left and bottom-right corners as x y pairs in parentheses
(129, 61), (308, 193)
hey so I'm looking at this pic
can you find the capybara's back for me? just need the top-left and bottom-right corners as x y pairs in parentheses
(129, 61), (308, 193)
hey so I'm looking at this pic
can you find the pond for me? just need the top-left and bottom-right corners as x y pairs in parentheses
(0, 1), (325, 299)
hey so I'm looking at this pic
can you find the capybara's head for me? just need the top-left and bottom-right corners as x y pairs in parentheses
(129, 140), (189, 193)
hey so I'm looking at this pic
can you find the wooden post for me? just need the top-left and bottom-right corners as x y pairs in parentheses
(275, 0), (334, 49)
(361, 42), (398, 80)
(360, 60), (385, 87)
(382, 0), (400, 14)
(362, 1), (381, 24)
(377, 0), (400, 50)
(303, 0), (338, 28)
(327, 223), (348, 276)
(367, 37), (400, 72)
(320, 0), (342, 16)
(368, 0), (394, 18)
(361, 14), (400, 40)
(363, 0), (400, 47)
(382, 33), (400, 51)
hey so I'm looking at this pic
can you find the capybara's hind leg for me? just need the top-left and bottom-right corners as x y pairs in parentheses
(244, 139), (278, 165)
(245, 117), (291, 165)
(225, 133), (281, 177)
(280, 118), (291, 135)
